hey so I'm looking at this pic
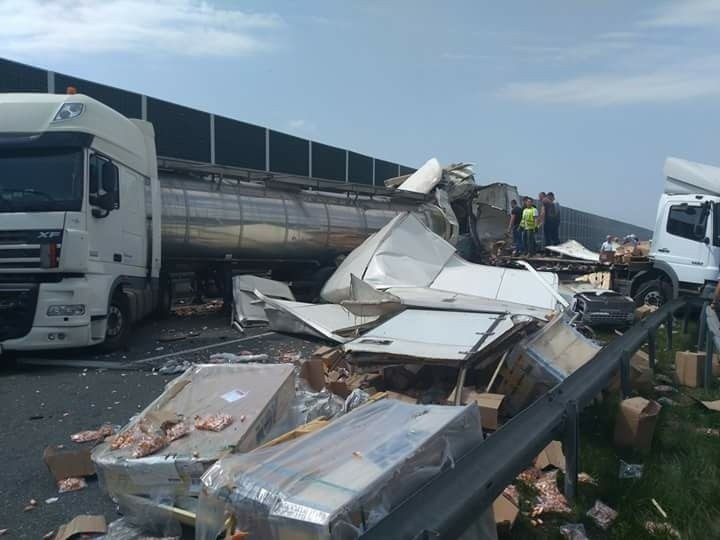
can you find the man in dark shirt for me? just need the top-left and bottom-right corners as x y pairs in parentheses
(507, 199), (523, 255)
(543, 192), (561, 246)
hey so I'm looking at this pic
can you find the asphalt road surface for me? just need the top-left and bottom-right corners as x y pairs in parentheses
(0, 306), (319, 539)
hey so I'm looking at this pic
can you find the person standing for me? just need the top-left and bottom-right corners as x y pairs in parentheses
(544, 192), (561, 245)
(507, 199), (523, 255)
(521, 197), (538, 256)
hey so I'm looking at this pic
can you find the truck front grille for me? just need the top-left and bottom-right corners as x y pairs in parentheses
(0, 284), (39, 341)
(0, 230), (62, 269)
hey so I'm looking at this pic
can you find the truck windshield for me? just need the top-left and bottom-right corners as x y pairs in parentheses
(0, 147), (83, 213)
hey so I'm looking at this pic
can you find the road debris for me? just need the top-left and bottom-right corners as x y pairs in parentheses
(208, 352), (269, 364)
(45, 497), (59, 504)
(618, 460), (644, 479)
(614, 397), (661, 452)
(23, 499), (38, 512)
(70, 423), (113, 443)
(645, 521), (681, 538)
(586, 500), (618, 530)
(194, 413), (234, 432)
(531, 470), (571, 516)
(652, 498), (668, 519)
(578, 472), (598, 485)
(559, 523), (589, 540)
(54, 515), (107, 540)
(57, 477), (87, 493)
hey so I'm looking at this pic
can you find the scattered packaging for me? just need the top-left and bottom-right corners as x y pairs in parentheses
(618, 460), (644, 479)
(70, 424), (113, 443)
(54, 515), (107, 540)
(196, 400), (486, 540)
(701, 400), (720, 412)
(675, 351), (707, 387)
(532, 470), (571, 516)
(44, 446), (95, 481)
(57, 477), (87, 493)
(614, 397), (661, 452)
(654, 385), (676, 395)
(609, 349), (653, 393)
(586, 500), (618, 530)
(194, 414), (233, 432)
(559, 523), (589, 540)
(645, 521), (681, 538)
(471, 392), (506, 431)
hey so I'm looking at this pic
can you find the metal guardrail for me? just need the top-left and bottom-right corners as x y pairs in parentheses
(698, 303), (720, 390)
(361, 297), (686, 540)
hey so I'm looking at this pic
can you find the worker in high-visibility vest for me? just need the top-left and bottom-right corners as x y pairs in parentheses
(520, 197), (538, 256)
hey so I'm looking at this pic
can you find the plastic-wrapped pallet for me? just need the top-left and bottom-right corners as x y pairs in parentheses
(196, 399), (486, 540)
(92, 363), (295, 503)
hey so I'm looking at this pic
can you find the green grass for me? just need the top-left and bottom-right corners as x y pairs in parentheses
(500, 321), (720, 540)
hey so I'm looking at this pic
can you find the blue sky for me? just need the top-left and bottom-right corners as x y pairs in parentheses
(2, 0), (719, 228)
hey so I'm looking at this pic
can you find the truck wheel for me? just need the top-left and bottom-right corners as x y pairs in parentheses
(101, 294), (131, 350)
(154, 282), (172, 320)
(634, 280), (671, 307)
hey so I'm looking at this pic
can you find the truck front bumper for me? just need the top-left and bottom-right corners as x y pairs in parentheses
(0, 277), (102, 353)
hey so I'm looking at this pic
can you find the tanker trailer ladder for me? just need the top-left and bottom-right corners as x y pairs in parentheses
(360, 297), (686, 540)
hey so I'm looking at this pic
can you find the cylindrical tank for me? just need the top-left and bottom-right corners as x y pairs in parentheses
(158, 173), (450, 263)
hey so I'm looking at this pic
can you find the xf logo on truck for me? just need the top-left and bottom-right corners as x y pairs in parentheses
(37, 231), (61, 239)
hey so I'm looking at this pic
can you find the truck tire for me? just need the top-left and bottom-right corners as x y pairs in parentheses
(154, 281), (172, 320)
(101, 294), (131, 351)
(634, 279), (671, 307)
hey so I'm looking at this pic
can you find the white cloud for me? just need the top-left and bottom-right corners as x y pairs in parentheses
(502, 57), (720, 106)
(0, 0), (283, 56)
(642, 0), (720, 28)
(287, 119), (317, 133)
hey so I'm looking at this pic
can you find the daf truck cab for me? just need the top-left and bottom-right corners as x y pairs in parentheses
(0, 93), (161, 353)
(623, 157), (720, 305)
(0, 92), (456, 355)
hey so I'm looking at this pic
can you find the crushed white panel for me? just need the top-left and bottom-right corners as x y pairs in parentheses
(386, 286), (552, 319)
(664, 156), (720, 196)
(545, 240), (600, 262)
(343, 310), (515, 361)
(397, 157), (442, 194)
(257, 291), (379, 343)
(232, 275), (294, 326)
(341, 274), (404, 317)
(429, 255), (558, 311)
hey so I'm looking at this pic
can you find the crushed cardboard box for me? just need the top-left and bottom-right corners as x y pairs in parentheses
(609, 349), (653, 393)
(54, 515), (106, 540)
(614, 397), (661, 452)
(300, 358), (326, 392)
(534, 440), (566, 472)
(43, 446), (95, 481)
(493, 493), (519, 527)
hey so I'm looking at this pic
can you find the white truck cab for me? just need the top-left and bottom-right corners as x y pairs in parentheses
(0, 93), (161, 353)
(627, 157), (720, 306)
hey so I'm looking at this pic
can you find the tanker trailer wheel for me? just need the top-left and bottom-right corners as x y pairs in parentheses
(101, 294), (131, 351)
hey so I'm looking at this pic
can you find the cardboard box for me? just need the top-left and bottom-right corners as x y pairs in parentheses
(609, 349), (653, 393)
(614, 397), (661, 452)
(54, 515), (106, 540)
(675, 351), (706, 387)
(468, 392), (505, 431)
(493, 493), (519, 527)
(635, 304), (657, 320)
(301, 358), (326, 392)
(534, 440), (565, 472)
(93, 363), (295, 500)
(44, 446), (95, 481)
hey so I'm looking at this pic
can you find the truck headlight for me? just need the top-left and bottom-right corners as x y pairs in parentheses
(47, 304), (86, 316)
(52, 103), (84, 122)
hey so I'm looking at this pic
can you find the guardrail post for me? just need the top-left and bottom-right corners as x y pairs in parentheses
(563, 400), (579, 502)
(647, 329), (656, 373)
(619, 350), (631, 398)
(666, 314), (673, 351)
(698, 302), (708, 351)
(705, 327), (714, 391)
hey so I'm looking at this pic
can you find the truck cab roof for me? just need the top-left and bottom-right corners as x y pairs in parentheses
(0, 93), (154, 177)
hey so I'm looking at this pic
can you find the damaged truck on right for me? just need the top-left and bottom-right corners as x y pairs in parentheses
(615, 157), (720, 306)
